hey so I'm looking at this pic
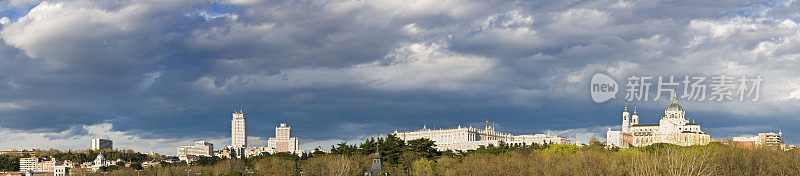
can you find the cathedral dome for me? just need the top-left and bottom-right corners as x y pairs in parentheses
(666, 102), (683, 112)
(95, 153), (105, 161)
(666, 94), (683, 112)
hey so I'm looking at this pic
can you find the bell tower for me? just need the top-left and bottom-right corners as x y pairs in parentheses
(631, 105), (639, 125)
(622, 102), (630, 133)
(366, 145), (384, 175)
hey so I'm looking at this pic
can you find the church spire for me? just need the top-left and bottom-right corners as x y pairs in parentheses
(633, 104), (638, 115)
(624, 101), (628, 112)
(368, 143), (384, 175)
(672, 90), (678, 104)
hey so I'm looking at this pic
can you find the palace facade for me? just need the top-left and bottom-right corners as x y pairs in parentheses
(392, 124), (569, 152)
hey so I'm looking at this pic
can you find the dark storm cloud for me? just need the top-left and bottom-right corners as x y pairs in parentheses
(1, 0), (799, 153)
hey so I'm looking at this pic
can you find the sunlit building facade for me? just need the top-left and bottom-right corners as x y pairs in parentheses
(91, 138), (113, 150)
(267, 123), (302, 154)
(392, 124), (569, 152)
(607, 96), (711, 148)
(177, 141), (214, 157)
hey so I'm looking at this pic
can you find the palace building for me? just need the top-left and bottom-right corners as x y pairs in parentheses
(393, 124), (569, 152)
(606, 95), (711, 148)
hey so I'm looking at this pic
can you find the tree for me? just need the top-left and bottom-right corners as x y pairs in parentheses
(542, 144), (581, 154)
(221, 171), (242, 176)
(0, 155), (19, 171)
(359, 138), (378, 155)
(642, 143), (679, 153)
(312, 147), (326, 156)
(411, 158), (435, 176)
(330, 142), (358, 155)
(378, 134), (407, 164)
(585, 136), (606, 149)
(130, 163), (143, 170)
(195, 156), (221, 166)
(470, 144), (505, 155)
(405, 138), (440, 159)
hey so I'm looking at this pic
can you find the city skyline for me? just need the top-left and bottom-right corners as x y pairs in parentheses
(1, 0), (800, 155)
(0, 107), (790, 155)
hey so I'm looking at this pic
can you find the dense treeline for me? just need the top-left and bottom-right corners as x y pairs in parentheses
(0, 149), (149, 172)
(6, 135), (800, 175)
(0, 155), (20, 172)
(51, 149), (148, 164)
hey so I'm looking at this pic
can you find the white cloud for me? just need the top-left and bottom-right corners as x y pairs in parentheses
(0, 102), (24, 111)
(0, 1), (198, 70)
(0, 17), (9, 25)
(194, 41), (503, 92)
(136, 71), (162, 91)
(299, 132), (389, 151)
(224, 0), (263, 5)
(544, 125), (617, 144)
(0, 123), (228, 155)
(548, 8), (611, 36)
(2, 0), (800, 148)
(4, 0), (41, 8)
(371, 0), (493, 20)
(402, 23), (423, 36)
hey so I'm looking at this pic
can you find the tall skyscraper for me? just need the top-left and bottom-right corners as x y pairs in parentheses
(231, 110), (247, 148)
(91, 138), (112, 150)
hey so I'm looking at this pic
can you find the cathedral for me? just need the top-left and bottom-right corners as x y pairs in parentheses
(606, 95), (711, 148)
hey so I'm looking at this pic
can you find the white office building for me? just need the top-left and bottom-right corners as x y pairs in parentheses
(392, 124), (569, 152)
(759, 131), (786, 149)
(267, 123), (302, 154)
(19, 157), (43, 172)
(177, 141), (214, 157)
(91, 138), (113, 150)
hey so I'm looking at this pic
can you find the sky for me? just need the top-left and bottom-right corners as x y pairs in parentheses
(0, 0), (799, 155)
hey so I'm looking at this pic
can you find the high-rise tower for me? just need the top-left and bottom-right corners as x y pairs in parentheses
(231, 110), (247, 148)
(267, 123), (301, 154)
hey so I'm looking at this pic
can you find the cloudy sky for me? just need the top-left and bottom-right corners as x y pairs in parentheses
(1, 0), (799, 154)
